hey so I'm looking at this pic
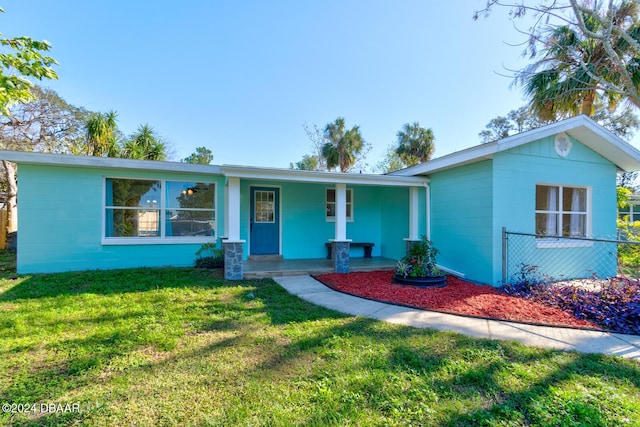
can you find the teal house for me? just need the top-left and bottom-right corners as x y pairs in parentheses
(2, 115), (640, 285)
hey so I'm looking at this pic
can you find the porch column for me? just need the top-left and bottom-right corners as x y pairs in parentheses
(335, 183), (347, 241)
(224, 177), (244, 280)
(333, 183), (350, 273)
(425, 183), (431, 240)
(404, 186), (421, 255)
(409, 186), (420, 241)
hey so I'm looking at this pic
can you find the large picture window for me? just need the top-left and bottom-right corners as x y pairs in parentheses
(326, 188), (353, 221)
(535, 185), (588, 238)
(105, 178), (215, 242)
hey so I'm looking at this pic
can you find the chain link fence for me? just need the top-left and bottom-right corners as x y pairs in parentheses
(502, 228), (640, 284)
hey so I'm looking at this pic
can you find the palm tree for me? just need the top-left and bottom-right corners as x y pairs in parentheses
(517, 2), (640, 120)
(321, 117), (364, 172)
(122, 124), (167, 161)
(85, 110), (118, 156)
(395, 122), (435, 166)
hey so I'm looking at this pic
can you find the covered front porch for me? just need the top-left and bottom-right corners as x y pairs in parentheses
(220, 165), (430, 280)
(244, 256), (397, 279)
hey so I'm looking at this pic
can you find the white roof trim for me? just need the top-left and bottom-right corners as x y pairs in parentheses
(221, 164), (429, 187)
(0, 150), (223, 174)
(393, 115), (640, 176)
(0, 150), (429, 187)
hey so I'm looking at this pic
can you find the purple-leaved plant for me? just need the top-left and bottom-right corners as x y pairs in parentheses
(501, 265), (640, 335)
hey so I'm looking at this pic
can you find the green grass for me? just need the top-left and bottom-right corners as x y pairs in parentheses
(0, 252), (639, 426)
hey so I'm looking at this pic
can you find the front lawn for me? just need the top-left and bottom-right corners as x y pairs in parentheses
(1, 259), (639, 425)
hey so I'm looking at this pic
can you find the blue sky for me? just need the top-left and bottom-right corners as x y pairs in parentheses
(4, 1), (547, 169)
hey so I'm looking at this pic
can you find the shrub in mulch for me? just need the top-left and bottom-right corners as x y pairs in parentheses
(501, 276), (640, 335)
(314, 271), (599, 330)
(194, 257), (224, 269)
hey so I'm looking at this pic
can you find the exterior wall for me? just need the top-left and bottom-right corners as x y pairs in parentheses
(429, 160), (494, 284)
(378, 187), (427, 259)
(17, 164), (225, 274)
(238, 180), (415, 261)
(379, 187), (409, 259)
(493, 136), (618, 284)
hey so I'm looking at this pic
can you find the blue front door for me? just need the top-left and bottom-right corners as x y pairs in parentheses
(250, 187), (280, 255)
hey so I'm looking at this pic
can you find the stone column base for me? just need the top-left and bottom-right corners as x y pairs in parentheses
(223, 241), (244, 280)
(332, 241), (350, 273)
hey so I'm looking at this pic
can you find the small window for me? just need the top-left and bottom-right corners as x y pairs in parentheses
(535, 185), (588, 238)
(326, 188), (353, 221)
(105, 178), (215, 242)
(254, 190), (275, 223)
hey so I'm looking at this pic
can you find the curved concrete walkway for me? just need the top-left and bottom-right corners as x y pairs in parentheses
(273, 275), (640, 360)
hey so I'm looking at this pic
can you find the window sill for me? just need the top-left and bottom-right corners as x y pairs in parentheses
(536, 238), (594, 249)
(102, 237), (215, 245)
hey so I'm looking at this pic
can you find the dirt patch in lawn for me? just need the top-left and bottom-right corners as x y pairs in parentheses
(314, 271), (601, 330)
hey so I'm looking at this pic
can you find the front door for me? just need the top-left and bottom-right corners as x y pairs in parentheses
(250, 187), (280, 255)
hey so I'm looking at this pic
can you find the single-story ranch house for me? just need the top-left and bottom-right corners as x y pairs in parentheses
(2, 115), (640, 285)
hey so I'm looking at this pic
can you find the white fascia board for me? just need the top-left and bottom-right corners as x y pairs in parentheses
(494, 115), (590, 152)
(390, 142), (498, 176)
(0, 150), (223, 175)
(393, 115), (640, 175)
(567, 123), (640, 172)
(221, 164), (429, 187)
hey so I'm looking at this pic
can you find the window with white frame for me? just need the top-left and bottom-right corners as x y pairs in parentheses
(535, 185), (588, 238)
(105, 178), (215, 241)
(326, 188), (353, 221)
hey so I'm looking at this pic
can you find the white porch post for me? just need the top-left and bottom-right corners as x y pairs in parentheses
(404, 186), (422, 256)
(335, 183), (347, 241)
(408, 186), (420, 241)
(332, 183), (350, 273)
(425, 184), (431, 240)
(227, 177), (241, 241)
(224, 181), (229, 239)
(224, 177), (244, 280)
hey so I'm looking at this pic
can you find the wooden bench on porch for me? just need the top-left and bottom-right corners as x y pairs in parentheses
(325, 242), (374, 259)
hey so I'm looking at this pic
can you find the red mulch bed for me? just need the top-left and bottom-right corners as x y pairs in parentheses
(314, 271), (600, 330)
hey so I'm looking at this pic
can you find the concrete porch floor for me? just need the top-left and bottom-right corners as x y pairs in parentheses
(244, 257), (397, 279)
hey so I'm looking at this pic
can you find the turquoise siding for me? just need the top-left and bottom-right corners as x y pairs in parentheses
(238, 181), (421, 261)
(429, 160), (494, 284)
(494, 136), (617, 283)
(17, 164), (226, 274)
(429, 135), (618, 286)
(380, 187), (410, 259)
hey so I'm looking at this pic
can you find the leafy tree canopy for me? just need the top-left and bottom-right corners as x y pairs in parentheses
(289, 154), (319, 171)
(475, 1), (640, 111)
(0, 85), (88, 154)
(182, 146), (214, 165)
(121, 124), (167, 161)
(395, 122), (435, 167)
(0, 7), (58, 116)
(479, 103), (639, 143)
(322, 117), (367, 173)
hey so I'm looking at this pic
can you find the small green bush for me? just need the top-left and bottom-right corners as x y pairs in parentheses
(194, 243), (224, 269)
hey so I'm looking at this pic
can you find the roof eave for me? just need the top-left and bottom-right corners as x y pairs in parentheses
(0, 150), (223, 174)
(393, 115), (640, 176)
(221, 164), (429, 186)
